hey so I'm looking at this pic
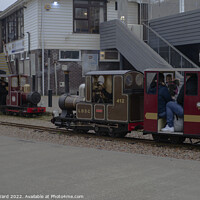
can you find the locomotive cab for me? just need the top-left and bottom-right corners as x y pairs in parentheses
(144, 68), (200, 143)
(53, 70), (144, 137)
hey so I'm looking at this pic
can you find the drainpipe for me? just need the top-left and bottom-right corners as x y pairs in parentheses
(179, 0), (185, 13)
(26, 32), (30, 54)
(54, 61), (58, 96)
(41, 0), (45, 96)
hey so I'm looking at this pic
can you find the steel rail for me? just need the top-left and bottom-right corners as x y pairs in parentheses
(0, 121), (200, 151)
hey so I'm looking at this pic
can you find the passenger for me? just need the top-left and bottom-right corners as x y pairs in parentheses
(0, 79), (8, 105)
(166, 74), (172, 86)
(157, 73), (172, 118)
(161, 74), (197, 132)
(168, 78), (180, 100)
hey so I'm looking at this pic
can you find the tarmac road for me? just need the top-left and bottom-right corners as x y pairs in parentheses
(0, 135), (200, 200)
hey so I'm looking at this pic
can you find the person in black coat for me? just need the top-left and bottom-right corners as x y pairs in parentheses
(148, 73), (172, 117)
(157, 73), (172, 118)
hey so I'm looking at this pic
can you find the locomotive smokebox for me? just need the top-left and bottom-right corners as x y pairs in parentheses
(59, 94), (84, 111)
(27, 92), (41, 105)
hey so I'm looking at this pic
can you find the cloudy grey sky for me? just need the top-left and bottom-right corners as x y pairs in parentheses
(0, 0), (17, 11)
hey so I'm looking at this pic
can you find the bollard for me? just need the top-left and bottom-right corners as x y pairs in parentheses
(32, 75), (36, 91)
(48, 89), (52, 107)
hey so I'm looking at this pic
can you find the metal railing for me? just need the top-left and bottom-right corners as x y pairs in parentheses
(2, 41), (12, 74)
(143, 23), (199, 68)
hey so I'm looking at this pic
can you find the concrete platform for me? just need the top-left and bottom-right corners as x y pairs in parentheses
(0, 135), (200, 200)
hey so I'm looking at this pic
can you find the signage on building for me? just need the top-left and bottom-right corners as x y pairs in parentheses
(5, 39), (24, 55)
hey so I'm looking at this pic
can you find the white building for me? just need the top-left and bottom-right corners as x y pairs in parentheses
(0, 0), (144, 95)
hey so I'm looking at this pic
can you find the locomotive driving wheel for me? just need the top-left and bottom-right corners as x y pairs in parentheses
(94, 127), (107, 136)
(108, 129), (127, 138)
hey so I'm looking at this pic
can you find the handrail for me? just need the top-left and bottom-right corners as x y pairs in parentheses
(143, 23), (199, 68)
(2, 41), (12, 74)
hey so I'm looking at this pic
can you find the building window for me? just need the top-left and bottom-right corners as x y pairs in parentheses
(2, 8), (24, 43)
(73, 0), (106, 34)
(59, 50), (81, 61)
(115, 2), (118, 10)
(100, 50), (120, 62)
(138, 3), (148, 41)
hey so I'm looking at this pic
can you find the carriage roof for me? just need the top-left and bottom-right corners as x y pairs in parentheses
(86, 70), (135, 76)
(145, 68), (200, 72)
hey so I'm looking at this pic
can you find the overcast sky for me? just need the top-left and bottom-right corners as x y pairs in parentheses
(0, 0), (17, 11)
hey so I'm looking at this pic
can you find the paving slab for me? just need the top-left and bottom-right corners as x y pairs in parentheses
(0, 135), (200, 200)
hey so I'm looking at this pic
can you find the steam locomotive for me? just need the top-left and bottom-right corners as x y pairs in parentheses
(0, 73), (45, 116)
(52, 70), (144, 137)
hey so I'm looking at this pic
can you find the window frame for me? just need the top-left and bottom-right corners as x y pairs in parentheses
(99, 50), (120, 62)
(2, 8), (24, 43)
(73, 0), (107, 34)
(59, 50), (81, 61)
(146, 72), (157, 95)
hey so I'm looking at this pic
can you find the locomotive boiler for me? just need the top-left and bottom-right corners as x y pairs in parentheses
(52, 70), (144, 137)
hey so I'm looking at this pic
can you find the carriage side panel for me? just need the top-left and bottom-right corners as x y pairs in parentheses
(144, 72), (158, 133)
(184, 72), (200, 135)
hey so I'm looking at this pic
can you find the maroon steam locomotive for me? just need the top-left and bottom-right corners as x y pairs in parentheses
(0, 74), (45, 116)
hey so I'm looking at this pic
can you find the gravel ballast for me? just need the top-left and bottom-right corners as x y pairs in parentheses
(0, 115), (200, 161)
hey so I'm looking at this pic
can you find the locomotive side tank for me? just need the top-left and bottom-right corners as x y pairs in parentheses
(52, 70), (144, 137)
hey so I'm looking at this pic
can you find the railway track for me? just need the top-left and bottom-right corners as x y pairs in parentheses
(0, 121), (200, 151)
(0, 120), (151, 143)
